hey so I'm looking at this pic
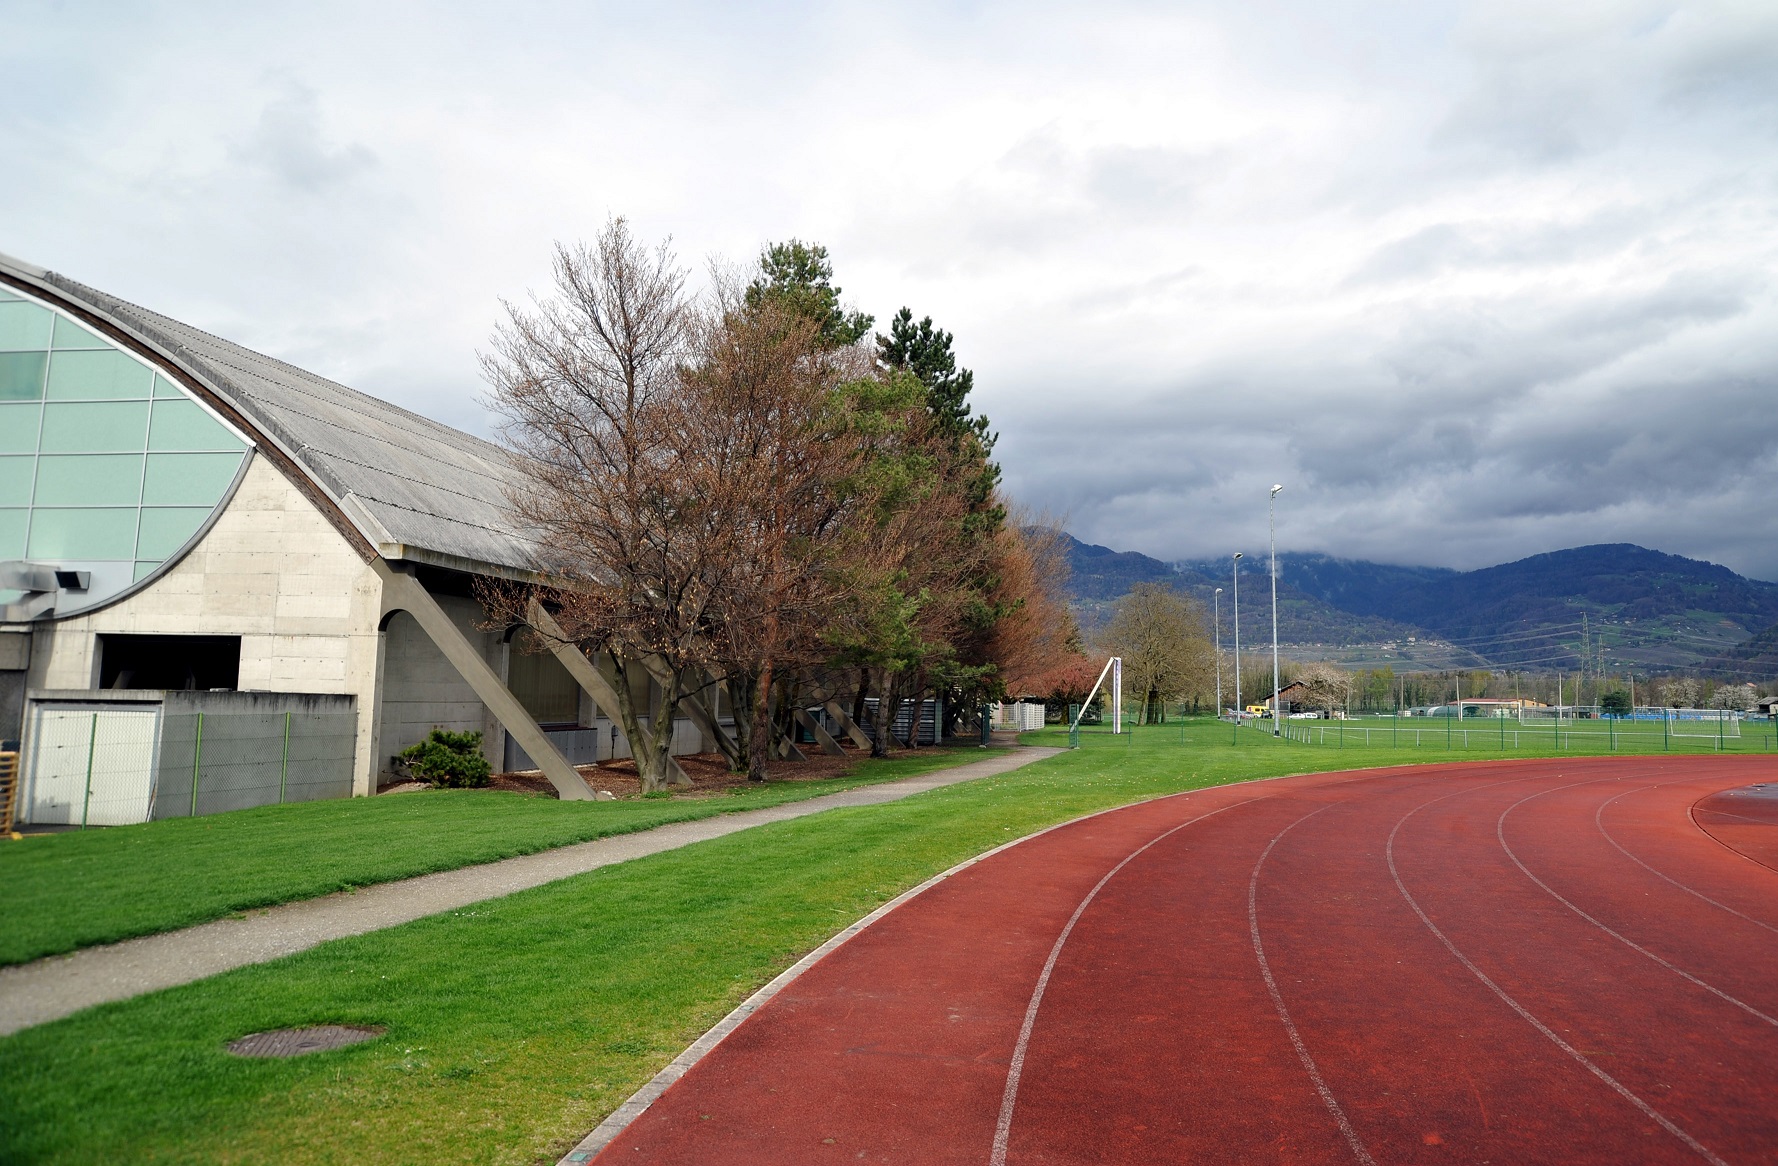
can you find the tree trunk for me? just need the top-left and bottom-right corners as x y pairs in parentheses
(725, 669), (760, 773)
(851, 672), (870, 739)
(609, 655), (689, 793)
(875, 668), (908, 756)
(748, 662), (774, 781)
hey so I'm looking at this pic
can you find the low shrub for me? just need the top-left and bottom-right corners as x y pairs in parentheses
(399, 729), (493, 788)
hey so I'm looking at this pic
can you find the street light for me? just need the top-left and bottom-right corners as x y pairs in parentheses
(1269, 484), (1283, 736)
(1214, 587), (1224, 717)
(1230, 554), (1244, 718)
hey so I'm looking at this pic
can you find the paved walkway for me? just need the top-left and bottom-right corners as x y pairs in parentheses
(0, 747), (1062, 1037)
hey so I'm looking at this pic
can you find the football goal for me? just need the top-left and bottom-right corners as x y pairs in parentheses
(1665, 708), (1742, 738)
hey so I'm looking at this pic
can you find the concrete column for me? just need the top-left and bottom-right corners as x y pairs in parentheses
(526, 603), (689, 784)
(373, 561), (590, 800)
(793, 707), (845, 756)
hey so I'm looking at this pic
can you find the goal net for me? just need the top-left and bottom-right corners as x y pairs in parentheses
(1665, 708), (1742, 738)
(1518, 705), (1591, 726)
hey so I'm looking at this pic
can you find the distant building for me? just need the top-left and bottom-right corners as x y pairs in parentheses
(1248, 680), (1309, 717)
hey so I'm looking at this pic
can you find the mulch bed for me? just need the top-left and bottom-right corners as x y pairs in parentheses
(489, 744), (879, 800)
(380, 732), (1015, 800)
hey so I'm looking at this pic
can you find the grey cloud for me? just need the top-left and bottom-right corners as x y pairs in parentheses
(232, 84), (376, 192)
(9, 0), (1777, 582)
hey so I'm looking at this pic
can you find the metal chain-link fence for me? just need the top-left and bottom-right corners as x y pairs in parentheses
(22, 698), (357, 827)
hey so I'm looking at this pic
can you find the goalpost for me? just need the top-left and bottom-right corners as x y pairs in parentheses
(1068, 656), (1123, 744)
(1666, 708), (1742, 738)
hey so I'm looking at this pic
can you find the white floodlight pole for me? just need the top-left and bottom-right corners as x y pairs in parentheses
(1269, 484), (1283, 736)
(1214, 587), (1224, 717)
(1233, 553), (1244, 720)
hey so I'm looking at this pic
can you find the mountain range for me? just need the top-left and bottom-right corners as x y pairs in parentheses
(1063, 534), (1778, 677)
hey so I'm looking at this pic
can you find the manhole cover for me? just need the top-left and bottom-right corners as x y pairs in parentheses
(227, 1025), (385, 1058)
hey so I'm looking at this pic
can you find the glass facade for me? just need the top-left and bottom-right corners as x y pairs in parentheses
(0, 285), (252, 616)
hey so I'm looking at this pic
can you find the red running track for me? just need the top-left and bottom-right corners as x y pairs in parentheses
(589, 758), (1778, 1164)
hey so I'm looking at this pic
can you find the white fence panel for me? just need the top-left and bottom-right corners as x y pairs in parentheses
(25, 706), (161, 826)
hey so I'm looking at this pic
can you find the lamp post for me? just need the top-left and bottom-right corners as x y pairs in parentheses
(1269, 484), (1283, 736)
(1214, 587), (1224, 717)
(1232, 553), (1244, 722)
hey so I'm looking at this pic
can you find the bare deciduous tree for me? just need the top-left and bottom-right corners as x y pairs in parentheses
(684, 293), (886, 779)
(1099, 583), (1215, 723)
(479, 219), (715, 793)
(1292, 661), (1352, 717)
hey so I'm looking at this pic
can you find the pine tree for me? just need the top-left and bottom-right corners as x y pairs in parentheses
(744, 240), (874, 349)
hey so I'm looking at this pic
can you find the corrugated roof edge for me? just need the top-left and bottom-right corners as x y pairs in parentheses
(0, 249), (551, 585)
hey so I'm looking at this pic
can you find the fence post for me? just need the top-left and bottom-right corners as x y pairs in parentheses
(280, 711), (292, 803)
(190, 712), (205, 817)
(80, 713), (98, 830)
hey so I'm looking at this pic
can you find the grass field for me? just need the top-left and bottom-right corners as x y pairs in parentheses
(0, 746), (1004, 968)
(0, 721), (1760, 1164)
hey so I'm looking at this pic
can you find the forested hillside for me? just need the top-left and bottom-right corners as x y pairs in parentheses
(1079, 537), (1778, 674)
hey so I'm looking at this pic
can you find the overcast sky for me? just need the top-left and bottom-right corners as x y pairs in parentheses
(6, 1), (1777, 576)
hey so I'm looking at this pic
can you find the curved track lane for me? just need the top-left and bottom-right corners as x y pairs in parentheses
(585, 758), (1778, 1164)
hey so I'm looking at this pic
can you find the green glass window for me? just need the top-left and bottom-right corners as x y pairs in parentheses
(0, 455), (33, 506)
(28, 507), (139, 560)
(50, 315), (107, 349)
(0, 508), (26, 559)
(0, 351), (47, 400)
(47, 350), (155, 399)
(142, 453), (241, 505)
(34, 454), (144, 506)
(0, 403), (41, 452)
(0, 301), (52, 351)
(2, 284), (252, 617)
(0, 287), (19, 301)
(136, 507), (213, 559)
(40, 401), (151, 452)
(0, 507), (29, 563)
(149, 399), (243, 451)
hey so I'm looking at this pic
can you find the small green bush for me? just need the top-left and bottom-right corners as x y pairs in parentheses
(1600, 690), (1632, 717)
(399, 729), (493, 788)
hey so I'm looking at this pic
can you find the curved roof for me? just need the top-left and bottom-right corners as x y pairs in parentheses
(0, 250), (543, 579)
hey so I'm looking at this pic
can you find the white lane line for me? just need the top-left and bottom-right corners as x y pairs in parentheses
(1388, 788), (1731, 1166)
(1249, 804), (1378, 1166)
(1597, 785), (1778, 938)
(987, 795), (1264, 1166)
(1499, 783), (1778, 1028)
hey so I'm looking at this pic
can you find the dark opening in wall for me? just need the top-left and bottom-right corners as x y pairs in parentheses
(99, 634), (241, 691)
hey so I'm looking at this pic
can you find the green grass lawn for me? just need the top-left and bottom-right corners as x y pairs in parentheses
(0, 746), (1004, 968)
(0, 722), (1588, 1166)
